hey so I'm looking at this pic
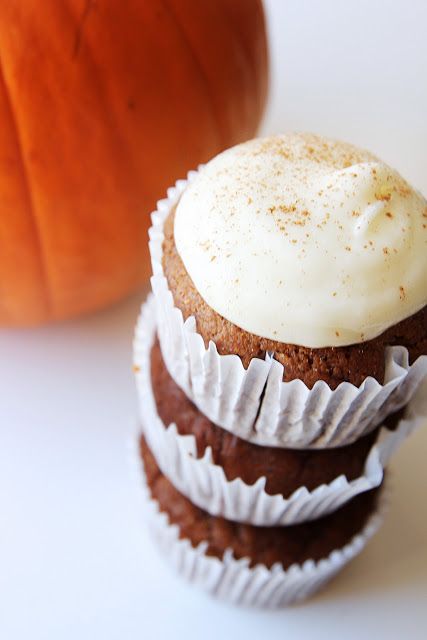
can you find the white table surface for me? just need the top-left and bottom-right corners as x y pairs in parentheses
(1, 2), (426, 638)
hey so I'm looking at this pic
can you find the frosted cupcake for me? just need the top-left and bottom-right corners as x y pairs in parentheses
(149, 133), (427, 448)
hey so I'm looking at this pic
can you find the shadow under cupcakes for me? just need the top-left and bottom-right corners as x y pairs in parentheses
(162, 209), (427, 390)
(149, 337), (402, 498)
(140, 435), (383, 571)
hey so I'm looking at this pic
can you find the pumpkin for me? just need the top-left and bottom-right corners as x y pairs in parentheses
(0, 0), (268, 326)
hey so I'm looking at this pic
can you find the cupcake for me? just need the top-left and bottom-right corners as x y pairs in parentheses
(149, 133), (427, 448)
(140, 434), (385, 608)
(135, 133), (427, 606)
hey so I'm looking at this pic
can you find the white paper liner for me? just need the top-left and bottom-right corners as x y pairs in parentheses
(136, 454), (387, 608)
(134, 295), (425, 526)
(146, 171), (427, 449)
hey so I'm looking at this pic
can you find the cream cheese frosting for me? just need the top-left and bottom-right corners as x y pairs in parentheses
(174, 133), (427, 348)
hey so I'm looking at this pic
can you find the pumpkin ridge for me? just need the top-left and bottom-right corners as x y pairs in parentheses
(63, 0), (151, 203)
(160, 0), (227, 148)
(217, 0), (269, 123)
(72, 0), (95, 60)
(0, 58), (52, 318)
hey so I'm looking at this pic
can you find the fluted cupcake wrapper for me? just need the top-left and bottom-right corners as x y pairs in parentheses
(146, 172), (427, 449)
(134, 295), (424, 526)
(136, 456), (387, 608)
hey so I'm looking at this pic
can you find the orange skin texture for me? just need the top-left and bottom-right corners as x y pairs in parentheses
(0, 0), (268, 325)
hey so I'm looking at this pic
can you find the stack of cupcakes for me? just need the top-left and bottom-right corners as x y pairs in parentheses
(134, 133), (427, 607)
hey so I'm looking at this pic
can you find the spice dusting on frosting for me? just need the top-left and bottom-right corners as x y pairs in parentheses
(174, 133), (427, 348)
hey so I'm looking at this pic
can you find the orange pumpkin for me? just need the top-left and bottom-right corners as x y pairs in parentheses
(0, 0), (268, 326)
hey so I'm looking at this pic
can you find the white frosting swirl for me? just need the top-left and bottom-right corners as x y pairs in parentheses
(174, 133), (427, 347)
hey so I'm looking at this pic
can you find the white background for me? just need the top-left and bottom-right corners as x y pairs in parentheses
(1, 1), (426, 638)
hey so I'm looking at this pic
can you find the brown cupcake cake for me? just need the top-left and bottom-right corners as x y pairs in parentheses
(164, 133), (427, 390)
(149, 133), (427, 449)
